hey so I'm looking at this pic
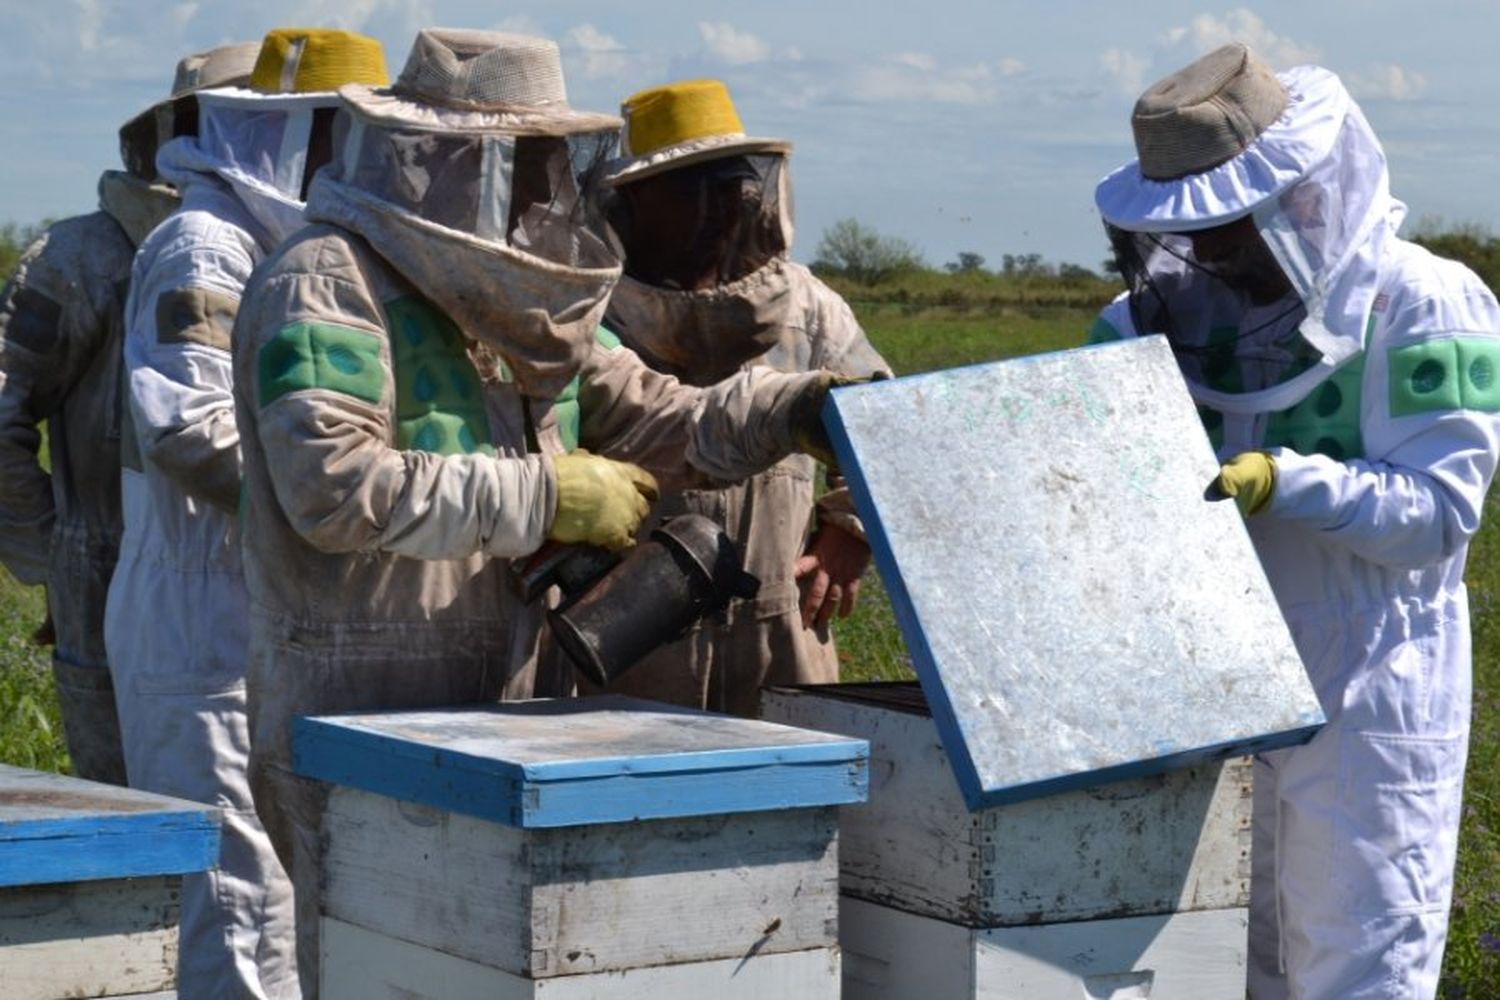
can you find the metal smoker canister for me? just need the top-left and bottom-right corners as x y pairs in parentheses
(548, 514), (759, 688)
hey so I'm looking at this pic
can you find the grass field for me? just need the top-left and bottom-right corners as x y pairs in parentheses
(0, 300), (1494, 993)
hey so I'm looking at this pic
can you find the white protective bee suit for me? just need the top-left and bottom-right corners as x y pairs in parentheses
(103, 81), (346, 999)
(1091, 47), (1500, 998)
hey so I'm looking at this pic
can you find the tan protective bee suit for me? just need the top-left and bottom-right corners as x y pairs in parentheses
(593, 260), (890, 716)
(0, 171), (176, 783)
(234, 193), (830, 996)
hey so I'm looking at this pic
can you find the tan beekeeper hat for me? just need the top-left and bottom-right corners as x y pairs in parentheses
(1131, 42), (1288, 180)
(338, 28), (620, 136)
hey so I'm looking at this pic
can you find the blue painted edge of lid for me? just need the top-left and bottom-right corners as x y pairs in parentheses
(294, 714), (869, 828)
(823, 388), (991, 809)
(0, 811), (222, 887)
(963, 721), (1325, 810)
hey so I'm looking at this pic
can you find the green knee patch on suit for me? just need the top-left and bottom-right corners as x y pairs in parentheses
(258, 321), (385, 408)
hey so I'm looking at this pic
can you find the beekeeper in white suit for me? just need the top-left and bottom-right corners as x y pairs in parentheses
(105, 28), (389, 999)
(1090, 42), (1500, 998)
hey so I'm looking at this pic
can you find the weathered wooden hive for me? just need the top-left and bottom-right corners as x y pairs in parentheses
(0, 763), (222, 1000)
(760, 337), (1325, 999)
(294, 695), (869, 998)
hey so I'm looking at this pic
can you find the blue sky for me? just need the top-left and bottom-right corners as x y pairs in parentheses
(1, 1), (1496, 271)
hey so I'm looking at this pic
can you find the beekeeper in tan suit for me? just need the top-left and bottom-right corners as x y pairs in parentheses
(230, 29), (845, 994)
(0, 42), (258, 785)
(593, 79), (891, 716)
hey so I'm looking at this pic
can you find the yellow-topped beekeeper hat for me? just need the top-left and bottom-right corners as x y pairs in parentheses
(249, 28), (389, 94)
(604, 79), (790, 186)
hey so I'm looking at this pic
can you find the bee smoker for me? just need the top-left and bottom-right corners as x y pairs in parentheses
(512, 514), (760, 688)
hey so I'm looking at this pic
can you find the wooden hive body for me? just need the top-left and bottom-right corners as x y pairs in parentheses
(296, 696), (869, 998)
(0, 764), (221, 1000)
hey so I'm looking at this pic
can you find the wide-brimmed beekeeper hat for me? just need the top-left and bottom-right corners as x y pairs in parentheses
(1094, 42), (1351, 233)
(118, 42), (261, 176)
(603, 79), (791, 186)
(337, 28), (620, 136)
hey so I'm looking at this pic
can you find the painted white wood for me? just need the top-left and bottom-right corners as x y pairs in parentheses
(321, 917), (841, 999)
(762, 689), (1252, 926)
(841, 896), (1247, 999)
(322, 787), (838, 978)
(0, 875), (180, 999)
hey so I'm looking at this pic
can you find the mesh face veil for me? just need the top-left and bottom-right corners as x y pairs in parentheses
(1108, 222), (1319, 397)
(330, 114), (621, 270)
(604, 153), (791, 290)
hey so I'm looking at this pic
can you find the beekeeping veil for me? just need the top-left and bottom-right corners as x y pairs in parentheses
(153, 29), (389, 246)
(1095, 43), (1403, 414)
(305, 28), (624, 399)
(600, 80), (798, 381)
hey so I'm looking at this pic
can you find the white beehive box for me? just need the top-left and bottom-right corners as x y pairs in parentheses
(0, 764), (222, 1000)
(294, 695), (869, 999)
(762, 683), (1252, 926)
(840, 896), (1247, 1000)
(762, 683), (1252, 999)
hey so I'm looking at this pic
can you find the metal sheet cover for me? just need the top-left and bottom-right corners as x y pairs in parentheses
(825, 336), (1324, 809)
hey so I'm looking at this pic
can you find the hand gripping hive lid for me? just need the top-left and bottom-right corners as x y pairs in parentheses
(1131, 42), (1288, 181)
(337, 28), (620, 136)
(604, 79), (791, 186)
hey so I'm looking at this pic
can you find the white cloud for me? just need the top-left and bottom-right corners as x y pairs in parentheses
(997, 57), (1026, 78)
(1346, 63), (1429, 101)
(489, 15), (546, 37)
(1100, 47), (1148, 95)
(560, 22), (665, 86)
(698, 21), (770, 65)
(849, 56), (1000, 106)
(1160, 9), (1320, 69)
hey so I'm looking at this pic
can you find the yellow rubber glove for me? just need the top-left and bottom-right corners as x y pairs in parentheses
(549, 451), (660, 551)
(1209, 451), (1276, 516)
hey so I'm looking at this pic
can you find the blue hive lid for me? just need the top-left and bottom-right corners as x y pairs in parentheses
(294, 695), (868, 828)
(822, 336), (1325, 811)
(0, 764), (221, 887)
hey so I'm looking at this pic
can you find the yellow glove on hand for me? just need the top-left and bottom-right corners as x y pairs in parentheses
(1209, 451), (1276, 517)
(549, 451), (660, 551)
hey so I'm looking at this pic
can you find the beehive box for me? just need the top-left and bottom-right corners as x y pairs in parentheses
(840, 896), (1247, 1000)
(294, 695), (868, 998)
(0, 764), (222, 1000)
(763, 681), (1253, 999)
(761, 683), (1252, 927)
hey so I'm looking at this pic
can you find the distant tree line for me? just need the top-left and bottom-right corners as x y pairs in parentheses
(811, 215), (1500, 300)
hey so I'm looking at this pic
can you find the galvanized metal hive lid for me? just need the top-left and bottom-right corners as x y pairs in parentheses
(294, 694), (869, 827)
(824, 335), (1324, 810)
(0, 763), (222, 886)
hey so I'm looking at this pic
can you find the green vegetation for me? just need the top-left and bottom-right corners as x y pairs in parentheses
(0, 571), (66, 773)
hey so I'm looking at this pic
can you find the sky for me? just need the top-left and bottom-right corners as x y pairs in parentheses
(0, 1), (1497, 271)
